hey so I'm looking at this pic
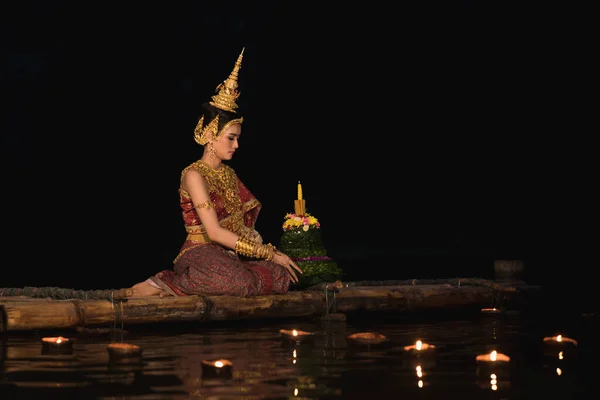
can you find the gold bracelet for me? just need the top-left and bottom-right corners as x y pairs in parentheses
(235, 237), (275, 261)
(194, 200), (215, 210)
(234, 237), (256, 257)
(255, 243), (276, 261)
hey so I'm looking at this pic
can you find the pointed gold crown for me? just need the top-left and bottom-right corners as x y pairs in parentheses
(194, 48), (245, 145)
(210, 47), (244, 113)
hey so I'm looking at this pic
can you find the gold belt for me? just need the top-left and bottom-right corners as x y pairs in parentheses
(185, 226), (212, 244)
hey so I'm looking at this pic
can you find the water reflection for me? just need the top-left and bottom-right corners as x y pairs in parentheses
(0, 309), (596, 399)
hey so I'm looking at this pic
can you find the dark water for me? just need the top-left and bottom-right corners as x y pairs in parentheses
(1, 295), (597, 399)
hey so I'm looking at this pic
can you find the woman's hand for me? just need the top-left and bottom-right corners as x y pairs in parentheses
(272, 250), (303, 283)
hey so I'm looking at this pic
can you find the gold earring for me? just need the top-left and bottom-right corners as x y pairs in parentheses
(207, 144), (217, 162)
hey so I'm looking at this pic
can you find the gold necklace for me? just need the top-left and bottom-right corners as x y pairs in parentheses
(196, 160), (240, 213)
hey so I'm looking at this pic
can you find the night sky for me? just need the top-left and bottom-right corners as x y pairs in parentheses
(1, 1), (586, 291)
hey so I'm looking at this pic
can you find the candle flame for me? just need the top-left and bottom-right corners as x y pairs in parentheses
(416, 340), (422, 350)
(56, 338), (63, 344)
(292, 329), (298, 336)
(215, 361), (224, 368)
(490, 350), (497, 361)
(556, 335), (562, 342)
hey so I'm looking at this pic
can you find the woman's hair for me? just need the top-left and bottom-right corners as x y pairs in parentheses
(201, 102), (239, 134)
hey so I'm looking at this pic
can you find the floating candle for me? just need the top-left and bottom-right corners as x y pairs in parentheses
(202, 359), (232, 368)
(543, 334), (578, 346)
(107, 343), (143, 360)
(476, 350), (510, 363)
(346, 332), (388, 345)
(481, 307), (503, 314)
(201, 359), (233, 378)
(280, 329), (314, 342)
(403, 340), (436, 353)
(41, 336), (73, 355)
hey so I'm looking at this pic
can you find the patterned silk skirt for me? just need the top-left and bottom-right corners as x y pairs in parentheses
(147, 243), (291, 297)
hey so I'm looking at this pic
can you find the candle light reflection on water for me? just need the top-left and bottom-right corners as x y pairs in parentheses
(0, 309), (592, 398)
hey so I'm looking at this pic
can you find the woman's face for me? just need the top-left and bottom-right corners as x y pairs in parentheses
(213, 123), (241, 161)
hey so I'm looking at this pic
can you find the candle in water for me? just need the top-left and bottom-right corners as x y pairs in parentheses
(202, 359), (232, 368)
(41, 336), (73, 354)
(347, 332), (388, 345)
(42, 336), (68, 345)
(201, 359), (233, 378)
(476, 350), (510, 362)
(481, 307), (503, 314)
(280, 329), (314, 341)
(543, 334), (578, 346)
(403, 340), (436, 352)
(107, 343), (143, 360)
(279, 329), (314, 343)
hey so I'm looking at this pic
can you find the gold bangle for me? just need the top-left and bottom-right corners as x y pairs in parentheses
(234, 237), (256, 257)
(235, 237), (275, 261)
(194, 200), (215, 210)
(256, 243), (275, 261)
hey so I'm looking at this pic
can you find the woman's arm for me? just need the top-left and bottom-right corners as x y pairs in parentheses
(182, 168), (240, 249)
(182, 168), (302, 282)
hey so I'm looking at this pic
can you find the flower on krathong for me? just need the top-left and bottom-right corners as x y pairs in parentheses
(282, 213), (321, 231)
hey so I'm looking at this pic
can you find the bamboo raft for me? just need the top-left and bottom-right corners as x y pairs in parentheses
(0, 278), (540, 333)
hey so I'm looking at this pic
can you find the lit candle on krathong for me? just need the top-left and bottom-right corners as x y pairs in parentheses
(403, 340), (436, 354)
(41, 336), (73, 355)
(476, 350), (510, 363)
(201, 359), (233, 378)
(294, 182), (306, 216)
(543, 334), (578, 346)
(346, 332), (389, 345)
(107, 342), (143, 361)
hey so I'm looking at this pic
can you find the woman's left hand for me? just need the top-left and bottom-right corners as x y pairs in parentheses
(272, 250), (303, 283)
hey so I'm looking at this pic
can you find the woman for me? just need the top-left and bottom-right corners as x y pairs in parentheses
(130, 48), (302, 298)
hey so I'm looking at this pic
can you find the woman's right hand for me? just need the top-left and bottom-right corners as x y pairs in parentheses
(272, 250), (303, 283)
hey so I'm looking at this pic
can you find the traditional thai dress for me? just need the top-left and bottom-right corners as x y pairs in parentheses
(145, 160), (290, 297)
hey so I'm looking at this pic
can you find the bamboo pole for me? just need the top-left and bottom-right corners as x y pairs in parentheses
(0, 280), (527, 332)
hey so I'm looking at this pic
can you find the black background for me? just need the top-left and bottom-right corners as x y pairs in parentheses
(1, 1), (591, 298)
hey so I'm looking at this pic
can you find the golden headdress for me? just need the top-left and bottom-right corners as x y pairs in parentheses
(194, 48), (245, 146)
